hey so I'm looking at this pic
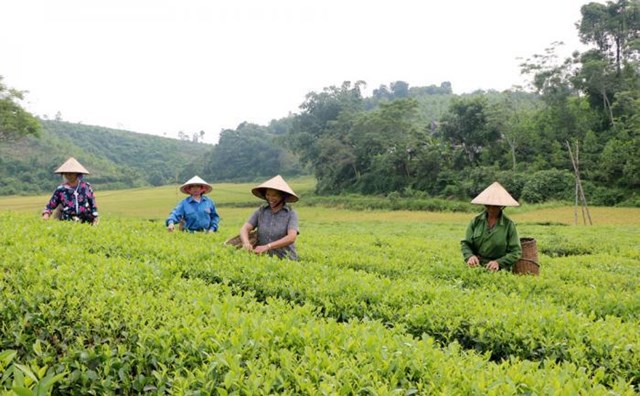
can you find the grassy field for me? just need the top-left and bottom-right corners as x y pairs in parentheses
(1, 180), (639, 394)
(1, 175), (637, 226)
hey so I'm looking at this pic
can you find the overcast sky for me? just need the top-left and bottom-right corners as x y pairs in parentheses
(2, 0), (596, 144)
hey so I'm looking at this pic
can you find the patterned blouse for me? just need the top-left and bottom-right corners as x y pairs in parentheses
(43, 180), (98, 222)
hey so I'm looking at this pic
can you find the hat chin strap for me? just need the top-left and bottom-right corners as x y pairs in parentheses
(73, 183), (80, 213)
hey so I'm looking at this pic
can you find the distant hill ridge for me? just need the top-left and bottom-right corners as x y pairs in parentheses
(0, 120), (212, 196)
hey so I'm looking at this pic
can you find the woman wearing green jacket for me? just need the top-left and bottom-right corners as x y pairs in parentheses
(461, 182), (522, 271)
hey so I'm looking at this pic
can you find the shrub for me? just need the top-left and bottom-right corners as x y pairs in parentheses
(520, 170), (574, 203)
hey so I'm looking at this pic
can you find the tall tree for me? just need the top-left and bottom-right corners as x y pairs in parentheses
(576, 0), (640, 125)
(578, 0), (640, 73)
(575, 50), (618, 125)
(438, 96), (500, 166)
(520, 42), (580, 105)
(347, 98), (424, 193)
(485, 93), (540, 171)
(287, 81), (365, 190)
(390, 81), (409, 98)
(0, 76), (41, 143)
(202, 123), (299, 182)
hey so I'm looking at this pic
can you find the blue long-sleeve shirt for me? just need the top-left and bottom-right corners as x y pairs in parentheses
(165, 195), (220, 232)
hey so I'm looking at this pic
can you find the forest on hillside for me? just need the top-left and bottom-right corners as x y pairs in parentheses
(0, 120), (211, 195)
(159, 0), (640, 206)
(1, 0), (639, 206)
(279, 0), (640, 206)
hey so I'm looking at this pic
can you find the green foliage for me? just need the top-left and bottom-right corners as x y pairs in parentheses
(278, 0), (640, 204)
(597, 134), (640, 189)
(44, 121), (210, 186)
(0, 205), (639, 394)
(287, 81), (366, 170)
(202, 122), (301, 182)
(520, 169), (575, 203)
(0, 76), (41, 143)
(285, 77), (624, 204)
(0, 120), (212, 195)
(438, 96), (502, 167)
(577, 0), (640, 71)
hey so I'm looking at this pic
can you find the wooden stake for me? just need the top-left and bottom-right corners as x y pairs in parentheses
(566, 140), (593, 225)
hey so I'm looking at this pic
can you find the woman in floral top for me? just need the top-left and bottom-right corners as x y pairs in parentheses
(42, 157), (99, 224)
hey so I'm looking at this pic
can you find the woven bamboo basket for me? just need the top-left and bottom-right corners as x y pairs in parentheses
(513, 237), (540, 275)
(224, 229), (258, 248)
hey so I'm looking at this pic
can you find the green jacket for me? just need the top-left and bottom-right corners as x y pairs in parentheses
(461, 211), (522, 270)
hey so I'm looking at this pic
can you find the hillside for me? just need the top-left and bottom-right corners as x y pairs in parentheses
(0, 120), (212, 195)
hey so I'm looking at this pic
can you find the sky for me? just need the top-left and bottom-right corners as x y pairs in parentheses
(2, 0), (597, 144)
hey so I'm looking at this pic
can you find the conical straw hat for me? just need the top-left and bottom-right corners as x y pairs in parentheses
(180, 175), (213, 194)
(54, 157), (90, 174)
(471, 181), (519, 207)
(251, 175), (299, 203)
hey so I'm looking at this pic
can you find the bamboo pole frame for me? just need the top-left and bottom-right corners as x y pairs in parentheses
(566, 140), (592, 225)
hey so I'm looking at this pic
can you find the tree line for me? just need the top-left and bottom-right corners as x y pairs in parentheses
(280, 0), (640, 206)
(200, 0), (639, 206)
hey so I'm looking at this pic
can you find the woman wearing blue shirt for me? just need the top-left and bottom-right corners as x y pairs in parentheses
(166, 176), (220, 233)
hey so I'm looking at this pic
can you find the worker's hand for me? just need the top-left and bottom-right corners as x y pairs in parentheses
(167, 223), (175, 232)
(253, 244), (271, 254)
(486, 260), (500, 271)
(467, 255), (479, 267)
(42, 213), (50, 221)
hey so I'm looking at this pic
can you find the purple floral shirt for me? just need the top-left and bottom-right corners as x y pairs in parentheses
(43, 181), (98, 222)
